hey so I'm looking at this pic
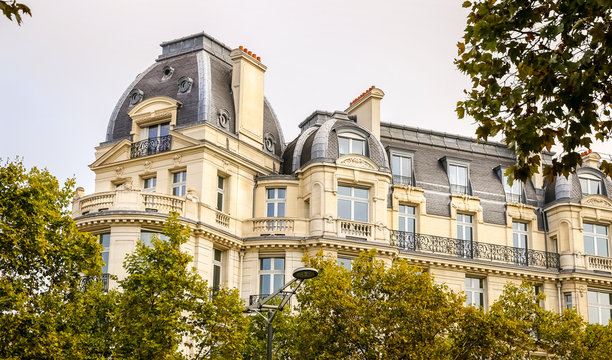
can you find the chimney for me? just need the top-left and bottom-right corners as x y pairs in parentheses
(346, 86), (384, 139)
(230, 46), (266, 146)
(583, 150), (600, 168)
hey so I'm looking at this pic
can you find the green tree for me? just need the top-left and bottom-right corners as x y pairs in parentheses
(113, 213), (247, 360)
(1, 0), (30, 24)
(0, 159), (113, 359)
(456, 0), (612, 182)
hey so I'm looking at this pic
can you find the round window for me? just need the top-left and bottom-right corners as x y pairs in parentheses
(218, 113), (228, 128)
(178, 77), (193, 93)
(265, 138), (274, 151)
(162, 66), (174, 80)
(128, 89), (143, 106)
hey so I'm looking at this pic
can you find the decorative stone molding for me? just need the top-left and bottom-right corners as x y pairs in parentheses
(143, 160), (152, 171)
(506, 202), (537, 223)
(450, 195), (483, 223)
(115, 166), (124, 176)
(336, 155), (377, 170)
(173, 154), (182, 165)
(581, 195), (612, 209)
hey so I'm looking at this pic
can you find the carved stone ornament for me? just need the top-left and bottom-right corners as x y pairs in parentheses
(325, 215), (335, 224)
(582, 196), (612, 209)
(115, 166), (124, 176)
(144, 160), (152, 170)
(173, 154), (182, 165)
(337, 156), (377, 170)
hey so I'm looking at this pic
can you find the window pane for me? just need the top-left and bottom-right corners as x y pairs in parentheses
(597, 237), (609, 257)
(407, 218), (415, 233)
(216, 192), (223, 211)
(399, 205), (405, 214)
(261, 258), (271, 271)
(274, 258), (285, 270)
(213, 265), (221, 290)
(392, 156), (400, 175)
(584, 223), (594, 233)
(217, 176), (224, 190)
(338, 199), (351, 220)
(589, 291), (597, 304)
(101, 252), (109, 273)
(596, 225), (607, 235)
(465, 227), (473, 241)
(277, 189), (286, 199)
(354, 202), (368, 222)
(267, 203), (275, 217)
(338, 186), (351, 196)
(277, 203), (285, 217)
(466, 291), (472, 305)
(457, 166), (467, 186)
(449, 166), (457, 185)
(402, 157), (411, 176)
(584, 236), (595, 255)
(354, 188), (369, 199)
(339, 137), (349, 155)
(260, 275), (270, 295)
(148, 125), (158, 139)
(100, 234), (110, 248)
(273, 274), (284, 291)
(267, 189), (275, 199)
(406, 206), (415, 215)
(352, 139), (364, 155)
(214, 249), (222, 262)
(399, 217), (406, 231)
(464, 215), (473, 223)
(160, 123), (170, 137)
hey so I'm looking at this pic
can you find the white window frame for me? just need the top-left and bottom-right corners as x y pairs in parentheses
(259, 257), (285, 296)
(391, 153), (413, 186)
(448, 163), (469, 194)
(216, 175), (225, 212)
(171, 170), (186, 197)
(266, 188), (286, 217)
(465, 276), (485, 308)
(337, 185), (369, 223)
(588, 290), (612, 325)
(143, 176), (157, 192)
(143, 121), (170, 140)
(504, 174), (523, 203)
(457, 213), (473, 257)
(338, 132), (367, 156)
(580, 174), (602, 196)
(398, 204), (417, 233)
(512, 221), (529, 265)
(564, 292), (573, 309)
(99, 233), (110, 274)
(583, 223), (609, 257)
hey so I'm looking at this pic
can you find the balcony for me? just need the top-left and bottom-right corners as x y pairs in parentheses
(505, 193), (524, 203)
(390, 231), (560, 270)
(392, 175), (413, 186)
(75, 190), (185, 217)
(586, 255), (612, 272)
(450, 184), (469, 195)
(130, 135), (171, 159)
(339, 219), (372, 238)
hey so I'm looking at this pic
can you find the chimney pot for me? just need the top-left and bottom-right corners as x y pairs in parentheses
(239, 45), (244, 50)
(257, 56), (261, 61)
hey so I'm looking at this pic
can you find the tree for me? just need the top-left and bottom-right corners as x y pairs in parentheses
(456, 1), (612, 182)
(0, 159), (112, 359)
(113, 213), (248, 359)
(1, 0), (31, 24)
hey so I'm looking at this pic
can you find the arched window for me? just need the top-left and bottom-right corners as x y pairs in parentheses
(338, 132), (367, 156)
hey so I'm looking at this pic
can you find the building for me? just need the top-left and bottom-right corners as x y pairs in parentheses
(73, 31), (612, 325)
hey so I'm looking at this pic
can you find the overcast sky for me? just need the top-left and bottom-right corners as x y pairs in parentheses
(2, 0), (611, 193)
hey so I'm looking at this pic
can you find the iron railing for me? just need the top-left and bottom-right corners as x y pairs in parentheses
(390, 231), (560, 270)
(81, 273), (110, 292)
(450, 184), (469, 195)
(505, 193), (524, 203)
(130, 135), (171, 158)
(392, 175), (413, 186)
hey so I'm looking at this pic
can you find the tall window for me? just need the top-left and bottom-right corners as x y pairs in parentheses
(260, 257), (285, 296)
(337, 257), (352, 271)
(338, 133), (366, 156)
(140, 231), (169, 248)
(266, 188), (286, 217)
(513, 222), (528, 265)
(99, 233), (110, 274)
(145, 122), (171, 155)
(565, 293), (573, 309)
(449, 164), (468, 194)
(398, 205), (416, 233)
(588, 290), (612, 325)
(143, 177), (156, 192)
(504, 175), (523, 203)
(337, 185), (369, 222)
(212, 249), (223, 293)
(580, 175), (602, 196)
(392, 154), (413, 185)
(584, 223), (609, 257)
(148, 122), (169, 139)
(216, 176), (225, 212)
(457, 213), (473, 257)
(465, 277), (484, 307)
(172, 171), (186, 197)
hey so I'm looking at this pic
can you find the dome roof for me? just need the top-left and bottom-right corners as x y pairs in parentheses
(104, 32), (284, 156)
(281, 111), (389, 174)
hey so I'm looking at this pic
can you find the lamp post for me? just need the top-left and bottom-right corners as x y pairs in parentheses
(246, 267), (319, 360)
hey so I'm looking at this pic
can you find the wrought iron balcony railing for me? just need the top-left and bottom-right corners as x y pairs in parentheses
(390, 231), (560, 270)
(392, 175), (413, 186)
(81, 273), (110, 292)
(450, 184), (469, 195)
(505, 193), (524, 203)
(130, 135), (171, 159)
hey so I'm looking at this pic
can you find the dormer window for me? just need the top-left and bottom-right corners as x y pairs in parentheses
(580, 174), (602, 196)
(449, 164), (469, 195)
(504, 175), (523, 203)
(391, 154), (413, 186)
(338, 133), (367, 156)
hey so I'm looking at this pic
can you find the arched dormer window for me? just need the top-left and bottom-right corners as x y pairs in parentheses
(338, 131), (368, 156)
(577, 168), (606, 197)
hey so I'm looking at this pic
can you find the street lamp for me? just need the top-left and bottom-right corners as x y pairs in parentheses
(246, 267), (319, 360)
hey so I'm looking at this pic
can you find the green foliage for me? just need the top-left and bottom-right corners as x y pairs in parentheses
(456, 0), (612, 181)
(0, 159), (112, 359)
(113, 212), (248, 359)
(0, 0), (31, 25)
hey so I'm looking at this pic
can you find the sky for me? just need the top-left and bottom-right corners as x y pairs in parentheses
(1, 0), (611, 193)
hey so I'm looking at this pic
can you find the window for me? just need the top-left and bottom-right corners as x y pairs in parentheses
(584, 223), (609, 257)
(588, 290), (612, 325)
(144, 122), (171, 156)
(580, 175), (602, 196)
(266, 188), (286, 217)
(565, 293), (573, 309)
(504, 175), (523, 203)
(449, 164), (468, 194)
(148, 122), (169, 139)
(99, 233), (110, 274)
(216, 176), (225, 212)
(260, 257), (285, 296)
(533, 284), (545, 307)
(513, 222), (529, 265)
(337, 185), (369, 223)
(172, 171), (186, 197)
(398, 205), (416, 233)
(337, 257), (353, 270)
(465, 277), (484, 308)
(392, 154), (413, 185)
(139, 231), (169, 248)
(338, 133), (366, 156)
(457, 213), (473, 257)
(212, 249), (223, 293)
(143, 177), (156, 192)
